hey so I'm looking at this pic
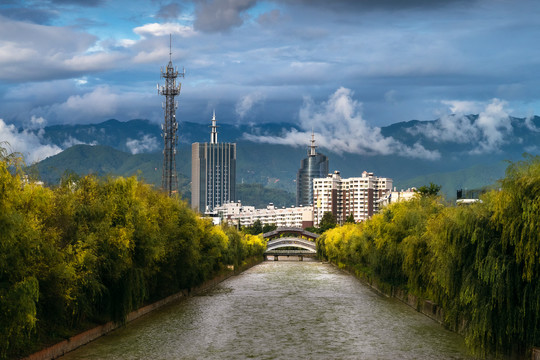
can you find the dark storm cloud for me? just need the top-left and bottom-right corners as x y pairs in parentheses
(0, 7), (58, 24)
(257, 9), (280, 26)
(193, 0), (257, 32)
(49, 0), (105, 6)
(155, 2), (182, 21)
(281, 0), (472, 11)
(0, 15), (117, 83)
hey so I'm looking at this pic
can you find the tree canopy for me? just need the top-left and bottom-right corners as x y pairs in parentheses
(415, 182), (442, 197)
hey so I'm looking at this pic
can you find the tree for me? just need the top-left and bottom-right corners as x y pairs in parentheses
(345, 213), (355, 224)
(262, 223), (277, 233)
(319, 211), (337, 233)
(244, 220), (263, 235)
(415, 182), (441, 197)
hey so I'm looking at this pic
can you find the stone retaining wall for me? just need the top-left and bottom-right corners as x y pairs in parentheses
(24, 257), (262, 360)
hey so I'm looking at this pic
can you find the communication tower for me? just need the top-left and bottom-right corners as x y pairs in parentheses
(158, 35), (185, 196)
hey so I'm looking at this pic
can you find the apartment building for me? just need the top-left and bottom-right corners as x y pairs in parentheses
(313, 170), (392, 226)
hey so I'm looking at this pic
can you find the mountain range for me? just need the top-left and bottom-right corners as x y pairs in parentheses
(28, 115), (540, 205)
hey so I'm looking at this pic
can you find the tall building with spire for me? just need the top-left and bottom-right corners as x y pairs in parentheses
(296, 133), (329, 206)
(191, 112), (236, 213)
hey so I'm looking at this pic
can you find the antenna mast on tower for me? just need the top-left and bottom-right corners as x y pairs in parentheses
(158, 34), (185, 196)
(309, 130), (317, 156)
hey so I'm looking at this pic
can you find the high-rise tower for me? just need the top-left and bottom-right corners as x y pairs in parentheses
(192, 112), (236, 213)
(296, 132), (329, 206)
(158, 35), (184, 196)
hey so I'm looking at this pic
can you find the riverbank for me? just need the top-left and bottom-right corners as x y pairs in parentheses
(23, 256), (263, 360)
(335, 262), (446, 325)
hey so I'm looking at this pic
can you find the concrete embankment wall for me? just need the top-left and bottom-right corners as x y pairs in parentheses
(24, 257), (263, 360)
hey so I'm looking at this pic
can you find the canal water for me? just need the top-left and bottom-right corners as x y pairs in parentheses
(61, 260), (473, 359)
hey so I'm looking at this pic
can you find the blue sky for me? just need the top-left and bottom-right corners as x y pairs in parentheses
(1, 0), (540, 161)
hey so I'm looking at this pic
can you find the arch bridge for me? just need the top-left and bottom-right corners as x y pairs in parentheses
(263, 227), (319, 261)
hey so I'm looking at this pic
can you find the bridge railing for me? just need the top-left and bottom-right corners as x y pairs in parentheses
(262, 227), (319, 240)
(266, 238), (316, 251)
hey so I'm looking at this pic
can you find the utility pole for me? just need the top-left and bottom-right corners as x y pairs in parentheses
(158, 35), (185, 196)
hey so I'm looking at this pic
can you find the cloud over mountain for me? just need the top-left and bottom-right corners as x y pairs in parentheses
(408, 99), (515, 154)
(244, 87), (441, 160)
(0, 118), (61, 163)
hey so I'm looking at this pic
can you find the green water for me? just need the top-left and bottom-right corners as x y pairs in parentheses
(61, 260), (473, 359)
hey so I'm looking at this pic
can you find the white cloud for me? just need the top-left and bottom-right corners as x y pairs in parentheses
(441, 100), (482, 114)
(243, 87), (440, 160)
(525, 115), (539, 132)
(473, 99), (512, 153)
(235, 92), (265, 118)
(118, 39), (137, 48)
(40, 86), (155, 124)
(29, 115), (47, 129)
(126, 135), (159, 154)
(0, 119), (61, 163)
(133, 23), (197, 38)
(0, 16), (99, 81)
(407, 113), (480, 144)
(59, 86), (119, 116)
(410, 98), (513, 153)
(62, 136), (97, 148)
(63, 52), (124, 72)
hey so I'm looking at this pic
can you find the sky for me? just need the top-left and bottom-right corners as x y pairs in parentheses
(1, 0), (540, 161)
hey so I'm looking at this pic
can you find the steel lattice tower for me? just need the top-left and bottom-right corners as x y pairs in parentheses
(158, 36), (184, 196)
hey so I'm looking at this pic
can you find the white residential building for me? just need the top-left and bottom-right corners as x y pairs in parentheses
(213, 201), (314, 229)
(313, 171), (392, 226)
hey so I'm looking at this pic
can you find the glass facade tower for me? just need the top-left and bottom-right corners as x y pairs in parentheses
(296, 133), (328, 206)
(191, 112), (236, 213)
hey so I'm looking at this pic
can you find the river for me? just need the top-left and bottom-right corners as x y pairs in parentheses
(61, 260), (473, 359)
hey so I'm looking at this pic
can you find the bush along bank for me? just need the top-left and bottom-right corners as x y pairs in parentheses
(0, 150), (265, 360)
(316, 155), (540, 359)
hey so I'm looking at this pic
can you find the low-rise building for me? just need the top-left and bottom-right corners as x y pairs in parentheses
(213, 201), (314, 229)
(377, 187), (417, 207)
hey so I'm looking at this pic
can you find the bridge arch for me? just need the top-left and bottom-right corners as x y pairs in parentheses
(266, 237), (316, 252)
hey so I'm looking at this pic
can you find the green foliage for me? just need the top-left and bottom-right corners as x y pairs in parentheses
(243, 219), (263, 235)
(319, 211), (337, 233)
(345, 213), (355, 224)
(317, 155), (540, 358)
(415, 182), (442, 197)
(262, 223), (277, 233)
(0, 145), (265, 359)
(242, 220), (277, 235)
